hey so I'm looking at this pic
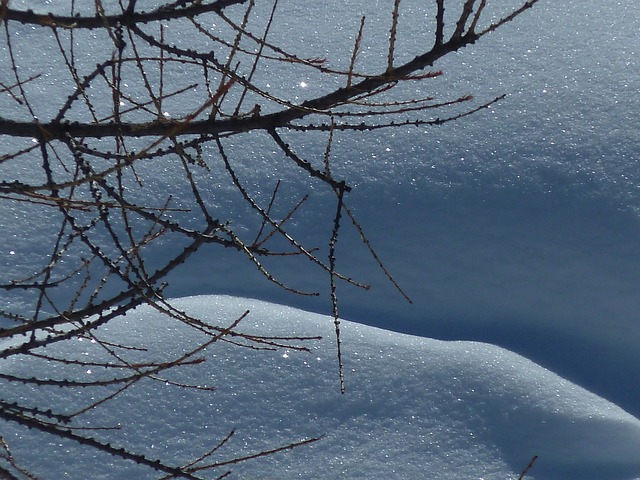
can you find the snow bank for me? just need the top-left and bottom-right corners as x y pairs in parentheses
(3, 295), (640, 479)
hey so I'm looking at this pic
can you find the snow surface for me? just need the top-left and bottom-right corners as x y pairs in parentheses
(2, 0), (640, 478)
(3, 295), (640, 479)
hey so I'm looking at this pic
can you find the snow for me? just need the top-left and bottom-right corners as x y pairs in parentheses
(3, 295), (640, 479)
(2, 0), (640, 478)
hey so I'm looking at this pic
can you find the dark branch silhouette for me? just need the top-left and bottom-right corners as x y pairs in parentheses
(0, 0), (539, 477)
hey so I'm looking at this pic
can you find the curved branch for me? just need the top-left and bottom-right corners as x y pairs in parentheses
(0, 0), (248, 29)
(0, 36), (473, 140)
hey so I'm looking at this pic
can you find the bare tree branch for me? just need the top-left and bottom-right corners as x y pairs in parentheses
(0, 0), (541, 476)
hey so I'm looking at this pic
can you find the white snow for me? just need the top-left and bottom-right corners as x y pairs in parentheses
(2, 0), (640, 478)
(3, 295), (640, 479)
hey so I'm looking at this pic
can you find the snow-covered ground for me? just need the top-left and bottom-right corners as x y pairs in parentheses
(3, 296), (640, 479)
(2, 0), (640, 478)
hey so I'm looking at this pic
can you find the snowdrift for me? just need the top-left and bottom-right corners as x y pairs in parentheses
(3, 295), (640, 479)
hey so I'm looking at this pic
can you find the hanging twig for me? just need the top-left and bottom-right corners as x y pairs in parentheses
(0, 0), (543, 476)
